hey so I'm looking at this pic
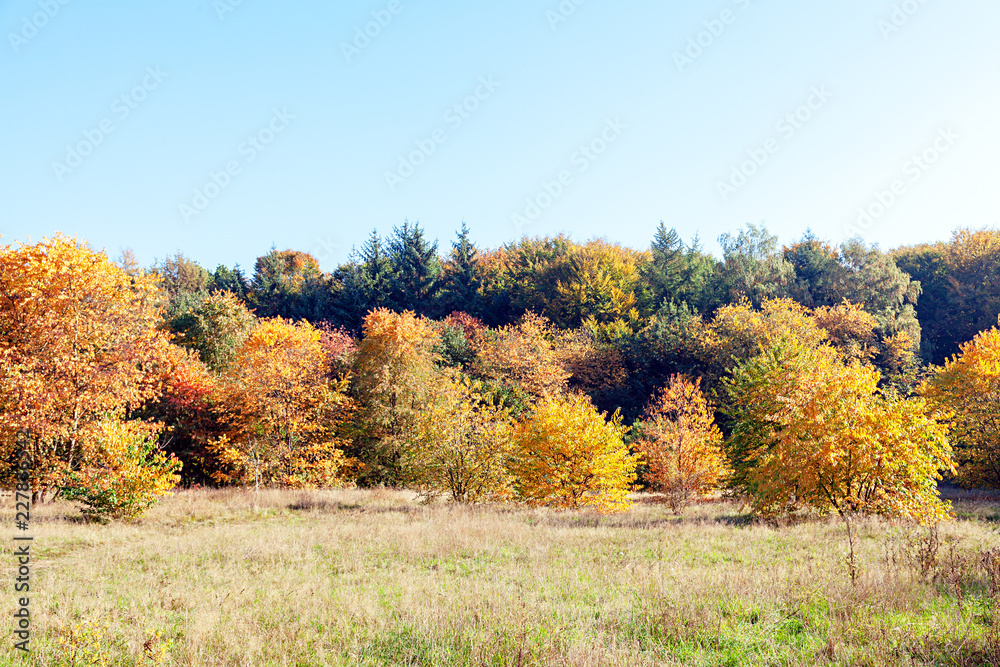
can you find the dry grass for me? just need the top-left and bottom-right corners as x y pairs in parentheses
(3, 488), (1000, 666)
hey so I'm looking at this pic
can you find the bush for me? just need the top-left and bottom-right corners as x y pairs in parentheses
(60, 418), (181, 520)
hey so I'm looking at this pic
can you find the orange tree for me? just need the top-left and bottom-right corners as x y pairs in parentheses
(211, 317), (353, 490)
(632, 376), (728, 512)
(0, 235), (170, 498)
(472, 312), (569, 416)
(924, 322), (1000, 487)
(725, 336), (953, 580)
(511, 392), (638, 512)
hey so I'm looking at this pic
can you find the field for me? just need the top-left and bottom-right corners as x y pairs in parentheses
(4, 489), (1000, 667)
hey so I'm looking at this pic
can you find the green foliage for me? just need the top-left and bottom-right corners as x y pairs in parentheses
(170, 291), (256, 372)
(439, 221), (482, 316)
(388, 219), (442, 314)
(155, 252), (212, 320)
(718, 223), (795, 306)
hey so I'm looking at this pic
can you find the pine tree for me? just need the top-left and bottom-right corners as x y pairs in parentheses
(440, 222), (482, 315)
(330, 230), (396, 330)
(388, 220), (442, 314)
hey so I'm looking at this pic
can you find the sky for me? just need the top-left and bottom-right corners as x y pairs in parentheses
(1, 0), (998, 272)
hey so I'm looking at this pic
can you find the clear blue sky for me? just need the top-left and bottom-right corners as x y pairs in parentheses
(2, 0), (998, 271)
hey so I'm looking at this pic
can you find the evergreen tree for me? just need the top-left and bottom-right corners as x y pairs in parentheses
(643, 223), (719, 314)
(647, 222), (685, 304)
(210, 264), (250, 302)
(330, 230), (396, 330)
(440, 222), (482, 315)
(388, 220), (442, 314)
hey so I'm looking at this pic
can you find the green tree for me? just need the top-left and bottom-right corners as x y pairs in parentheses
(439, 222), (482, 316)
(718, 223), (795, 306)
(332, 230), (397, 330)
(171, 292), (257, 372)
(389, 220), (442, 314)
(155, 252), (212, 320)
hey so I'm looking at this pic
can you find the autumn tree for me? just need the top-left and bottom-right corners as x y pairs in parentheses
(351, 309), (442, 485)
(139, 346), (228, 486)
(409, 379), (516, 504)
(211, 318), (353, 490)
(632, 376), (728, 512)
(512, 393), (638, 512)
(725, 336), (953, 579)
(472, 312), (569, 416)
(59, 416), (181, 520)
(924, 322), (1000, 487)
(250, 249), (328, 320)
(0, 236), (171, 498)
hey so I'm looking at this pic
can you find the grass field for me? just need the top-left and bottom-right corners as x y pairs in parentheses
(4, 488), (1000, 666)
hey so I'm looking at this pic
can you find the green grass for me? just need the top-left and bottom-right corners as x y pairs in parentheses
(3, 488), (1000, 666)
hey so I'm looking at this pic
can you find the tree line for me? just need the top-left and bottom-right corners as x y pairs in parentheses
(1, 223), (999, 522)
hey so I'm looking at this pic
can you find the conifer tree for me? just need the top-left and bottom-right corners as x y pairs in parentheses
(388, 220), (441, 314)
(440, 222), (482, 315)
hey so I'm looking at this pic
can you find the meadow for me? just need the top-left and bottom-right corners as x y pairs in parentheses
(4, 488), (1000, 667)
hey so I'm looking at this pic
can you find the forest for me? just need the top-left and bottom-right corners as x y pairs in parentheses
(2, 222), (1000, 522)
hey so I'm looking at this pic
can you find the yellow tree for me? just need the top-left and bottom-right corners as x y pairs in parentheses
(632, 376), (728, 513)
(726, 337), (953, 580)
(212, 317), (352, 490)
(409, 378), (516, 504)
(351, 308), (442, 485)
(512, 393), (638, 512)
(924, 322), (1000, 487)
(0, 235), (170, 497)
(59, 416), (181, 520)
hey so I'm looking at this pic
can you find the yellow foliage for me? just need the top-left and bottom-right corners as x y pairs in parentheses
(512, 393), (638, 512)
(633, 376), (728, 512)
(212, 317), (353, 489)
(924, 322), (1000, 487)
(59, 417), (181, 520)
(410, 378), (516, 503)
(473, 312), (570, 401)
(726, 338), (953, 523)
(0, 235), (171, 491)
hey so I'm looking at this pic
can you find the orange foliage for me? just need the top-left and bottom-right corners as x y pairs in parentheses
(632, 376), (728, 512)
(0, 235), (171, 491)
